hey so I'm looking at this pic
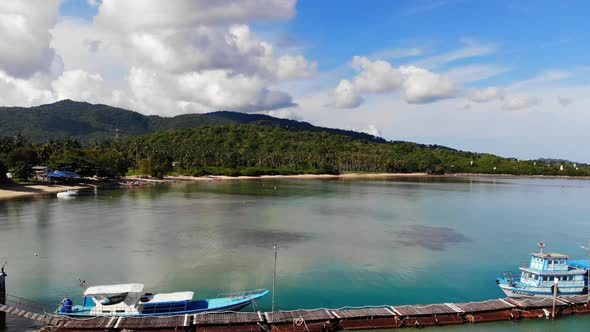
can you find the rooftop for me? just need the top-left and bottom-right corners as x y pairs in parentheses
(531, 252), (569, 259)
(84, 283), (145, 296)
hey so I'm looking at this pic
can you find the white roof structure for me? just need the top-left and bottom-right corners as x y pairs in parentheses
(84, 283), (145, 296)
(145, 292), (194, 303)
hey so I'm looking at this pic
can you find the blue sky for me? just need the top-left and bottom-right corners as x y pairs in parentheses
(2, 0), (589, 161)
(287, 0), (589, 85)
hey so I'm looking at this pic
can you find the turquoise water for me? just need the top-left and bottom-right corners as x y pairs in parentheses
(1, 176), (590, 331)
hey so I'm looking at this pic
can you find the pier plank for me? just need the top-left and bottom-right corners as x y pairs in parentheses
(266, 309), (334, 324)
(560, 295), (589, 305)
(200, 325), (262, 332)
(331, 308), (395, 319)
(506, 297), (569, 309)
(195, 312), (263, 325)
(62, 317), (114, 329)
(116, 316), (186, 329)
(392, 303), (459, 316)
(454, 299), (514, 313)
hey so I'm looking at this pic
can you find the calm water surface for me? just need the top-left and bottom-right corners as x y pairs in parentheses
(1, 176), (590, 331)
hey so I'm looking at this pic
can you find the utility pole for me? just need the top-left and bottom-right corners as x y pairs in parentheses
(272, 245), (278, 313)
(0, 262), (7, 329)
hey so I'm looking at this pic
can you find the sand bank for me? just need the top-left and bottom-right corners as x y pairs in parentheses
(0, 184), (92, 200)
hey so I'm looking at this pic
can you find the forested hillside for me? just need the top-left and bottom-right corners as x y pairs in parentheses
(0, 101), (587, 180)
(121, 125), (588, 177)
(0, 100), (384, 143)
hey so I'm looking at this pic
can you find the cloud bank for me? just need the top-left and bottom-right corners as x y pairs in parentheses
(330, 56), (459, 108)
(0, 0), (315, 115)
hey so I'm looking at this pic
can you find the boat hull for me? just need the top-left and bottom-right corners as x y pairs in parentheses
(58, 289), (269, 318)
(497, 280), (586, 298)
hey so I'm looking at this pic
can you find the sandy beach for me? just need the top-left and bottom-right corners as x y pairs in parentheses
(0, 183), (92, 200)
(126, 172), (430, 183)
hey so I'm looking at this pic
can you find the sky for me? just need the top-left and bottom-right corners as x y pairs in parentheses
(1, 0), (589, 162)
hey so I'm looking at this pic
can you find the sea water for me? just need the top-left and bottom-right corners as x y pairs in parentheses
(1, 176), (590, 331)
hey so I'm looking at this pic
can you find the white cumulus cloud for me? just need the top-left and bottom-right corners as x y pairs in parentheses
(95, 0), (296, 31)
(0, 0), (314, 116)
(330, 80), (363, 109)
(557, 96), (572, 107)
(503, 95), (541, 111)
(470, 86), (505, 103)
(330, 56), (459, 108)
(0, 0), (63, 78)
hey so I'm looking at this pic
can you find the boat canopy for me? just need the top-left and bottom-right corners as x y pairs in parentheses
(144, 292), (194, 303)
(84, 283), (145, 296)
(569, 259), (589, 270)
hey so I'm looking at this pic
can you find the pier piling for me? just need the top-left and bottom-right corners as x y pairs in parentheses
(0, 262), (6, 329)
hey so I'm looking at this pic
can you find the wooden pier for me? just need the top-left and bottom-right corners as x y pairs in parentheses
(2, 295), (590, 331)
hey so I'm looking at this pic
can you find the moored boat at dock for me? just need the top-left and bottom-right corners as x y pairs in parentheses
(56, 283), (269, 317)
(496, 242), (589, 298)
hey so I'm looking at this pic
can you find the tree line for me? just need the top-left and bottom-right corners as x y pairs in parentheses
(0, 125), (588, 181)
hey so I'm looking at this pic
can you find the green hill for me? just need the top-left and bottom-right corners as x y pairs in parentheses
(0, 100), (385, 144)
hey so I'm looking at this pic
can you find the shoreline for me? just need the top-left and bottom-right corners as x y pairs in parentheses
(2, 171), (589, 201)
(133, 171), (590, 183)
(125, 172), (430, 183)
(0, 183), (93, 201)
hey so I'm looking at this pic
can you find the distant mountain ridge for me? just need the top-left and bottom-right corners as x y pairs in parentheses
(0, 100), (385, 144)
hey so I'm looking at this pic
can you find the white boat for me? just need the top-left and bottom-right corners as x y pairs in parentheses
(56, 190), (79, 198)
(56, 283), (269, 317)
(496, 242), (588, 298)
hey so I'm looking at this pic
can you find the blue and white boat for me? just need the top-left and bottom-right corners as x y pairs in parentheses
(496, 242), (589, 298)
(56, 283), (269, 317)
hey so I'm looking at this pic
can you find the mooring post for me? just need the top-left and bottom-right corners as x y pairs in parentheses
(0, 262), (7, 329)
(552, 277), (558, 320)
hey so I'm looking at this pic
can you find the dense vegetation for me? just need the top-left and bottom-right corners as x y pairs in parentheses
(0, 100), (587, 180)
(121, 125), (589, 177)
(0, 100), (384, 144)
(0, 124), (587, 181)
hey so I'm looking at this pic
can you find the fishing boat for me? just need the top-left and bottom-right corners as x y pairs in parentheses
(496, 242), (589, 298)
(56, 283), (269, 317)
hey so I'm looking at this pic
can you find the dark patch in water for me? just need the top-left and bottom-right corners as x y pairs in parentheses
(220, 227), (310, 248)
(395, 225), (471, 251)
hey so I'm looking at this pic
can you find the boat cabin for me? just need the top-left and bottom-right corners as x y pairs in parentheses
(518, 252), (586, 288)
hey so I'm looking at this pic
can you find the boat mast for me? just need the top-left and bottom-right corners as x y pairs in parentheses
(538, 241), (545, 255)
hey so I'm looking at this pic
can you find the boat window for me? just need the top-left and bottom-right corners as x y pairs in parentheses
(533, 275), (538, 280)
(99, 293), (128, 306)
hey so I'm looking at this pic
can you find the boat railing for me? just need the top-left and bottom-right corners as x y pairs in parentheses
(500, 271), (521, 283)
(519, 261), (533, 269)
(0, 292), (53, 314)
(216, 288), (267, 299)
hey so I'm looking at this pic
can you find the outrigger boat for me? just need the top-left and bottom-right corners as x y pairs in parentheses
(496, 242), (589, 298)
(56, 283), (269, 317)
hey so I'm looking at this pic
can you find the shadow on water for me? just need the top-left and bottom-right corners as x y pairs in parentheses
(216, 227), (311, 249)
(393, 225), (472, 251)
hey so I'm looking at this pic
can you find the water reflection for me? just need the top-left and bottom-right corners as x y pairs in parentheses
(1, 176), (590, 332)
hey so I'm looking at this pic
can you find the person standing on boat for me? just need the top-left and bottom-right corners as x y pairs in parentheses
(60, 295), (73, 313)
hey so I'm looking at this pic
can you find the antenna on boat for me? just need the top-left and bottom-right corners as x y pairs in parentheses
(272, 244), (277, 313)
(538, 241), (545, 254)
